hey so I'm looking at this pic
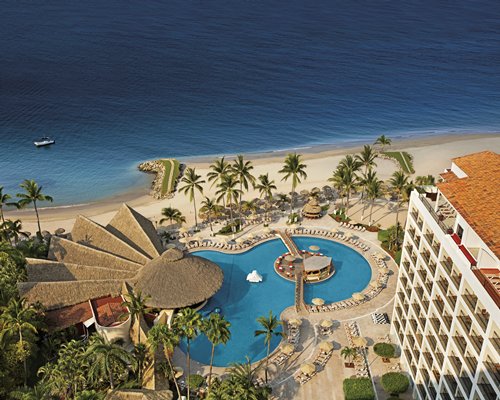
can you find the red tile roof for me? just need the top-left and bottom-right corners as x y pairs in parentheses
(438, 151), (500, 259)
(45, 301), (93, 331)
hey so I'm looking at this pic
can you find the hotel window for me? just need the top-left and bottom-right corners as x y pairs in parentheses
(457, 224), (464, 239)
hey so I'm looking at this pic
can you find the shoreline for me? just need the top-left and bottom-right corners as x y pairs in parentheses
(6, 132), (500, 229)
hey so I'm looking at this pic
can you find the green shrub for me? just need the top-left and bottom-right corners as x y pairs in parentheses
(381, 372), (409, 395)
(343, 377), (375, 400)
(217, 220), (241, 235)
(188, 374), (205, 389)
(373, 342), (396, 358)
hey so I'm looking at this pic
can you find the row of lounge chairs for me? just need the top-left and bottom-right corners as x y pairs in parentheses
(287, 322), (300, 344)
(184, 233), (275, 251)
(294, 370), (317, 385)
(339, 221), (367, 231)
(313, 348), (333, 368)
(344, 322), (370, 378)
(287, 228), (371, 252)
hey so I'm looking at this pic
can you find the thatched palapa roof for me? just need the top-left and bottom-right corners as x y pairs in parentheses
(302, 197), (322, 218)
(18, 204), (223, 319)
(133, 249), (223, 309)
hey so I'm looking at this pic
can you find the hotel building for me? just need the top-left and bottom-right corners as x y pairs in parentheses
(391, 151), (500, 400)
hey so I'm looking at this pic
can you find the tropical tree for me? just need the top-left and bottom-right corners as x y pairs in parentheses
(121, 290), (151, 344)
(179, 168), (205, 230)
(254, 311), (283, 383)
(241, 199), (259, 217)
(339, 154), (362, 174)
(329, 166), (358, 215)
(1, 219), (29, 245)
(389, 170), (410, 245)
(16, 237), (48, 259)
(415, 174), (435, 186)
(0, 298), (43, 386)
(132, 343), (149, 386)
(340, 346), (358, 365)
(366, 178), (384, 226)
(358, 170), (378, 220)
(202, 313), (231, 391)
(84, 334), (133, 390)
(0, 186), (16, 224)
(231, 155), (256, 218)
(16, 180), (53, 237)
(255, 173), (277, 223)
(356, 145), (377, 174)
(200, 197), (218, 233)
(9, 383), (51, 400)
(174, 308), (202, 400)
(159, 207), (186, 227)
(215, 174), (242, 226)
(147, 323), (182, 399)
(374, 135), (392, 151)
(207, 157), (231, 190)
(279, 153), (307, 215)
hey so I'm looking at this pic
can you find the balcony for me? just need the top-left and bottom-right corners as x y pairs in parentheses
(428, 261), (437, 276)
(476, 309), (489, 331)
(415, 333), (423, 347)
(423, 351), (433, 367)
(469, 334), (483, 355)
(449, 355), (461, 375)
(434, 351), (444, 367)
(444, 375), (458, 394)
(404, 349), (413, 364)
(421, 251), (431, 264)
(457, 314), (472, 335)
(449, 273), (462, 290)
(415, 285), (424, 298)
(429, 317), (440, 334)
(463, 355), (477, 375)
(441, 257), (453, 275)
(446, 294), (457, 309)
(440, 391), (452, 400)
(437, 279), (449, 296)
(434, 299), (445, 314)
(459, 376), (472, 397)
(426, 384), (437, 400)
(453, 336), (467, 354)
(402, 260), (410, 273)
(421, 299), (430, 313)
(418, 193), (451, 234)
(484, 357), (500, 389)
(477, 382), (498, 400)
(427, 334), (437, 351)
(438, 334), (448, 349)
(424, 280), (433, 295)
(442, 315), (452, 331)
(417, 269), (427, 283)
(462, 293), (478, 313)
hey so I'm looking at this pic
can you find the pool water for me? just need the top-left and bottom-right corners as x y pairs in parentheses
(186, 237), (371, 366)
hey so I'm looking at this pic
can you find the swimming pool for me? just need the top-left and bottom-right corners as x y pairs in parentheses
(186, 237), (372, 366)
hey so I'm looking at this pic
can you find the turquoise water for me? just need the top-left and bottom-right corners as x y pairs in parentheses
(187, 237), (371, 366)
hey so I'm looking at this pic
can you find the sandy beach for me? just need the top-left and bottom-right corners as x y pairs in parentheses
(6, 133), (500, 233)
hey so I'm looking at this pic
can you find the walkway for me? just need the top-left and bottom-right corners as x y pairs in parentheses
(276, 230), (301, 257)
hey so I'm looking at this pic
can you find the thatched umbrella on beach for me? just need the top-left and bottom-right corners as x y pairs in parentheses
(55, 228), (65, 236)
(312, 298), (325, 306)
(281, 343), (295, 355)
(288, 318), (302, 326)
(302, 197), (322, 219)
(352, 336), (368, 348)
(370, 281), (381, 289)
(352, 293), (365, 301)
(319, 341), (334, 352)
(320, 319), (333, 328)
(300, 363), (316, 375)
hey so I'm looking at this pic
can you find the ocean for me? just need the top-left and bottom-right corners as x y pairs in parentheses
(1, 1), (500, 205)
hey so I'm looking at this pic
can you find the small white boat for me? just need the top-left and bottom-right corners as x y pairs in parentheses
(34, 137), (55, 147)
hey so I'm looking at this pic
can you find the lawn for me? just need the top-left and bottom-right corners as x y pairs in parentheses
(160, 159), (180, 195)
(383, 151), (415, 174)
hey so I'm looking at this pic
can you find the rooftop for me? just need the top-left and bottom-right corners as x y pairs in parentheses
(438, 151), (500, 259)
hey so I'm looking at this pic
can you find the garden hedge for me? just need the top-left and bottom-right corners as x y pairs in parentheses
(373, 342), (396, 358)
(381, 372), (409, 395)
(343, 377), (375, 400)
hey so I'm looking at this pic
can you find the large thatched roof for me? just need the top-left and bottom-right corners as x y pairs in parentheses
(133, 249), (223, 309)
(19, 204), (223, 313)
(302, 197), (322, 218)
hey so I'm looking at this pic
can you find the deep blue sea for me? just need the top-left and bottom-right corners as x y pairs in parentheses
(1, 1), (500, 205)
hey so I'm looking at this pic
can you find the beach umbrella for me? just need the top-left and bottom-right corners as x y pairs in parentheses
(309, 245), (320, 251)
(311, 187), (321, 194)
(41, 230), (51, 238)
(330, 227), (338, 234)
(54, 228), (65, 235)
(285, 254), (296, 262)
(235, 237), (244, 244)
(344, 232), (353, 239)
(188, 236), (200, 242)
(375, 252), (386, 260)
(369, 281), (380, 289)
(173, 366), (184, 379)
(263, 227), (271, 234)
(247, 233), (255, 240)
(300, 189), (309, 196)
(166, 243), (177, 249)
(178, 237), (189, 244)
(281, 344), (295, 355)
(378, 265), (388, 273)
(320, 319), (333, 328)
(319, 341), (334, 352)
(312, 298), (325, 306)
(352, 336), (368, 347)
(288, 318), (302, 326)
(352, 293), (365, 301)
(179, 227), (188, 233)
(289, 224), (298, 230)
(300, 363), (316, 375)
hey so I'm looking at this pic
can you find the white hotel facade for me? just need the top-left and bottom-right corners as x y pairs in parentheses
(391, 151), (500, 400)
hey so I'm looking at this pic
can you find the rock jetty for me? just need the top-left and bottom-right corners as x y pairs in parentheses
(138, 160), (183, 199)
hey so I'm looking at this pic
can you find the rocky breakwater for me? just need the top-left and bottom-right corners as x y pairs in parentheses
(138, 159), (183, 200)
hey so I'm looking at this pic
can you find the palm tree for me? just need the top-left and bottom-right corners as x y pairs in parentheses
(415, 174), (435, 186)
(366, 178), (384, 226)
(203, 313), (231, 391)
(358, 170), (378, 220)
(279, 153), (307, 215)
(339, 154), (362, 174)
(159, 206), (186, 227)
(16, 180), (53, 237)
(200, 197), (218, 233)
(1, 219), (29, 245)
(147, 324), (182, 399)
(85, 334), (133, 390)
(0, 298), (42, 385)
(231, 155), (256, 218)
(374, 135), (392, 152)
(241, 199), (259, 217)
(254, 311), (283, 383)
(0, 186), (16, 224)
(356, 145), (377, 173)
(390, 170), (410, 245)
(121, 290), (151, 344)
(132, 343), (149, 386)
(216, 174), (242, 226)
(340, 346), (358, 365)
(179, 168), (205, 230)
(255, 174), (276, 223)
(174, 308), (202, 400)
(207, 157), (231, 190)
(334, 167), (358, 215)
